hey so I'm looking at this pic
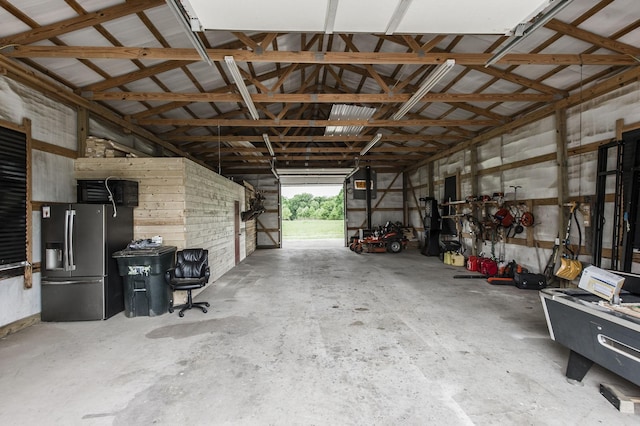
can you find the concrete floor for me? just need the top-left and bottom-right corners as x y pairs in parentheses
(1, 240), (638, 425)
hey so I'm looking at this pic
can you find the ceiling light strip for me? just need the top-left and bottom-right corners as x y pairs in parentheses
(224, 55), (260, 120)
(270, 158), (279, 180)
(345, 166), (360, 180)
(485, 0), (574, 67)
(165, 0), (212, 66)
(392, 59), (455, 120)
(360, 133), (383, 156)
(262, 133), (275, 157)
(385, 0), (413, 35)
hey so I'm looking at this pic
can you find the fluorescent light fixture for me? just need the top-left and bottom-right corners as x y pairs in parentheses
(345, 166), (360, 180)
(385, 0), (413, 35)
(224, 55), (260, 120)
(277, 168), (354, 175)
(485, 0), (574, 67)
(360, 133), (383, 156)
(392, 59), (455, 120)
(270, 159), (279, 180)
(262, 133), (275, 157)
(325, 0), (339, 34)
(165, 0), (212, 66)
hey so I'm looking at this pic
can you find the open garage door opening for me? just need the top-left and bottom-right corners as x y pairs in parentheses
(280, 184), (345, 247)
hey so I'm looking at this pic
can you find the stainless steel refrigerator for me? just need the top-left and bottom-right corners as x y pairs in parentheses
(41, 204), (133, 321)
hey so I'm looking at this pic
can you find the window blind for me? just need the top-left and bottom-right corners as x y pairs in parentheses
(0, 126), (27, 268)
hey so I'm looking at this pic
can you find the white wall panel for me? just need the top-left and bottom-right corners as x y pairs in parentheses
(0, 77), (75, 148)
(477, 137), (502, 170)
(503, 161), (557, 200)
(421, 81), (640, 272)
(0, 76), (77, 328)
(32, 151), (76, 202)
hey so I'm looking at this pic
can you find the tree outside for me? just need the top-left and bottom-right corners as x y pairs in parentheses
(281, 189), (344, 221)
(281, 188), (344, 240)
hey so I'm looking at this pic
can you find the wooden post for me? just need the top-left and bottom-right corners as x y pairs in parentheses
(469, 147), (478, 197)
(616, 118), (624, 141)
(428, 162), (434, 198)
(77, 107), (89, 157)
(23, 118), (33, 289)
(402, 171), (409, 226)
(556, 108), (569, 285)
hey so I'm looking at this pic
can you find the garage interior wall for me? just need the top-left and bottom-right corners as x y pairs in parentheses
(346, 171), (405, 237)
(0, 74), (248, 329)
(1, 68), (639, 331)
(74, 157), (247, 279)
(74, 157), (246, 304)
(233, 174), (281, 249)
(407, 80), (640, 274)
(0, 75), (76, 328)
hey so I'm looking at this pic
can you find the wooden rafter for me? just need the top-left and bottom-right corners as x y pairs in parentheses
(0, 0), (164, 46)
(137, 118), (499, 127)
(87, 91), (555, 103)
(0, 0), (638, 174)
(7, 46), (637, 66)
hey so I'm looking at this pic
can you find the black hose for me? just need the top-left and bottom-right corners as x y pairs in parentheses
(573, 208), (582, 260)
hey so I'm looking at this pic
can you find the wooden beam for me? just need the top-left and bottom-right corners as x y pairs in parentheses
(0, 54), (212, 170)
(232, 32), (260, 51)
(556, 108), (569, 257)
(0, 0), (165, 46)
(166, 134), (460, 143)
(7, 46), (637, 66)
(77, 106), (88, 157)
(81, 60), (196, 93)
(24, 118), (33, 289)
(469, 64), (565, 95)
(545, 19), (640, 57)
(191, 146), (437, 154)
(414, 65), (640, 167)
(31, 138), (78, 159)
(88, 91), (556, 103)
(138, 118), (498, 127)
(216, 154), (420, 162)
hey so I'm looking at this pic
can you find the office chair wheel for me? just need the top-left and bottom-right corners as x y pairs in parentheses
(178, 311), (185, 317)
(168, 307), (174, 313)
(202, 308), (208, 313)
(204, 302), (210, 307)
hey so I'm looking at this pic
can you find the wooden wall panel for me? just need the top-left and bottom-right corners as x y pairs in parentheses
(184, 159), (245, 281)
(75, 157), (247, 303)
(74, 157), (186, 248)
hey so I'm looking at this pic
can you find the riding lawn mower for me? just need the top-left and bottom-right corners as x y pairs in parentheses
(349, 221), (409, 254)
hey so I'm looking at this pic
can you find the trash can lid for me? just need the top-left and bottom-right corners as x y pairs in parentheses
(112, 245), (177, 258)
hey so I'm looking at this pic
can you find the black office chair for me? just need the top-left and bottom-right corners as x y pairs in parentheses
(165, 248), (211, 317)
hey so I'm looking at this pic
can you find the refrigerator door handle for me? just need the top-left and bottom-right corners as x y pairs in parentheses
(42, 279), (104, 285)
(68, 209), (76, 271)
(64, 209), (70, 271)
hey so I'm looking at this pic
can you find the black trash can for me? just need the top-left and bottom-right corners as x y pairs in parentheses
(113, 246), (176, 317)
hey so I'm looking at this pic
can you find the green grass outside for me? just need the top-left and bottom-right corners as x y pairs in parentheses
(282, 219), (344, 239)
